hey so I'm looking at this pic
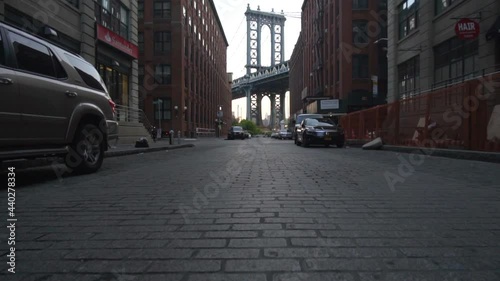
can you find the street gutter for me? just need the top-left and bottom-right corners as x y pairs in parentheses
(105, 144), (195, 158)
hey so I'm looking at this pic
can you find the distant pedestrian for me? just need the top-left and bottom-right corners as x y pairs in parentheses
(151, 126), (157, 142)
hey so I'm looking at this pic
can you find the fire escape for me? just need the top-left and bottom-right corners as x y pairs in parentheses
(313, 0), (325, 97)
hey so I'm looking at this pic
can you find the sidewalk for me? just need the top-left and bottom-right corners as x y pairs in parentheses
(346, 139), (500, 163)
(105, 138), (195, 158)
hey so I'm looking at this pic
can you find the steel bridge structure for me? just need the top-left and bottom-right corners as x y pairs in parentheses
(231, 5), (290, 128)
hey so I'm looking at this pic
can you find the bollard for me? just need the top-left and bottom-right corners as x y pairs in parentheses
(177, 130), (181, 144)
(169, 129), (174, 145)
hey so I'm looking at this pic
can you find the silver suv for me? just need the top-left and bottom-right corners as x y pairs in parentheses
(0, 22), (118, 173)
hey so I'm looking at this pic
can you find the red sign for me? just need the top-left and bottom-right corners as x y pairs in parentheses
(96, 24), (139, 59)
(455, 18), (480, 40)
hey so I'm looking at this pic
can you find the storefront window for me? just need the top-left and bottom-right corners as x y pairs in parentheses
(98, 63), (130, 106)
(434, 37), (479, 87)
(398, 56), (420, 99)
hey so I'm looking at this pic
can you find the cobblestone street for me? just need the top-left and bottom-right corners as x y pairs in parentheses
(2, 138), (500, 281)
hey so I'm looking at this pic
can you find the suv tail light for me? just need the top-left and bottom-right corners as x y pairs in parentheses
(108, 99), (116, 114)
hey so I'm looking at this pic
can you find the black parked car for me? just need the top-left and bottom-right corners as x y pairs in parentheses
(228, 126), (245, 140)
(295, 118), (345, 147)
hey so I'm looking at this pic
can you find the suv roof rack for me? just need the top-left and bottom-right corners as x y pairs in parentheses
(0, 20), (83, 59)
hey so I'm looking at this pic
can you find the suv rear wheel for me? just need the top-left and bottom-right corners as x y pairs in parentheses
(66, 123), (105, 174)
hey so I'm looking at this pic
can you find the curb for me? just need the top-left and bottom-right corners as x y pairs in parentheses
(381, 145), (500, 164)
(104, 144), (195, 158)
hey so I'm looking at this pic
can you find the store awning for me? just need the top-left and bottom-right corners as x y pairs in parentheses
(486, 16), (500, 41)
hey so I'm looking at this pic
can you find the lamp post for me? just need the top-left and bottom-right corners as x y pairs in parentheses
(216, 105), (223, 138)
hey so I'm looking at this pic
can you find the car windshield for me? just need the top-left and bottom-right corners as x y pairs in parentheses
(232, 126), (243, 131)
(296, 115), (322, 124)
(307, 118), (335, 127)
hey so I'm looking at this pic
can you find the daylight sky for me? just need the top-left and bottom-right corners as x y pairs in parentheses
(214, 0), (304, 122)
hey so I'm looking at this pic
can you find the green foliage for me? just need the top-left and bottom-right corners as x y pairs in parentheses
(237, 119), (261, 135)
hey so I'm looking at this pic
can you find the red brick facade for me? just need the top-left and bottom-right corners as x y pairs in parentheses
(140, 0), (231, 137)
(290, 0), (387, 117)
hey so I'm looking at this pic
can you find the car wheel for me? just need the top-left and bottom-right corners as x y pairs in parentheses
(66, 123), (105, 174)
(301, 133), (309, 147)
(336, 142), (345, 148)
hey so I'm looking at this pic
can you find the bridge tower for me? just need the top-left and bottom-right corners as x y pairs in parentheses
(244, 4), (286, 127)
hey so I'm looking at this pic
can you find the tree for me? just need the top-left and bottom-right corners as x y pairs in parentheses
(238, 119), (261, 135)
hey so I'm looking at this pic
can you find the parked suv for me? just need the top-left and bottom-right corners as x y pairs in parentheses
(292, 114), (323, 144)
(0, 22), (118, 173)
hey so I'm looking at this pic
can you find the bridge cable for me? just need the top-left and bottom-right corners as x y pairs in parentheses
(228, 16), (246, 46)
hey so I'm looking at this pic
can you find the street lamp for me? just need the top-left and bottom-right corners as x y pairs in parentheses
(174, 105), (179, 118)
(216, 105), (223, 138)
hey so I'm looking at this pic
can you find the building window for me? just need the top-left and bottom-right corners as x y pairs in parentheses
(154, 98), (172, 120)
(95, 1), (129, 39)
(353, 20), (369, 47)
(398, 0), (419, 39)
(398, 56), (420, 99)
(101, 0), (110, 10)
(154, 64), (171, 84)
(353, 0), (368, 9)
(154, 0), (171, 18)
(138, 32), (144, 53)
(119, 6), (129, 39)
(435, 0), (457, 15)
(183, 6), (186, 17)
(352, 54), (369, 78)
(138, 0), (144, 19)
(434, 37), (479, 87)
(154, 31), (171, 54)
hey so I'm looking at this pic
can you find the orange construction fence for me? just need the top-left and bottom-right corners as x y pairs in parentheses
(340, 73), (500, 152)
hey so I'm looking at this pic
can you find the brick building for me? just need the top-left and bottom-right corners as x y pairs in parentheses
(289, 0), (388, 117)
(387, 0), (500, 102)
(139, 0), (231, 137)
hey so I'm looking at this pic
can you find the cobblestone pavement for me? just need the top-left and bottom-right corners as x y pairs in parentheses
(1, 137), (500, 281)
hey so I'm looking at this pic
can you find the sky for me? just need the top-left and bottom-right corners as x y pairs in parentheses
(213, 0), (304, 122)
